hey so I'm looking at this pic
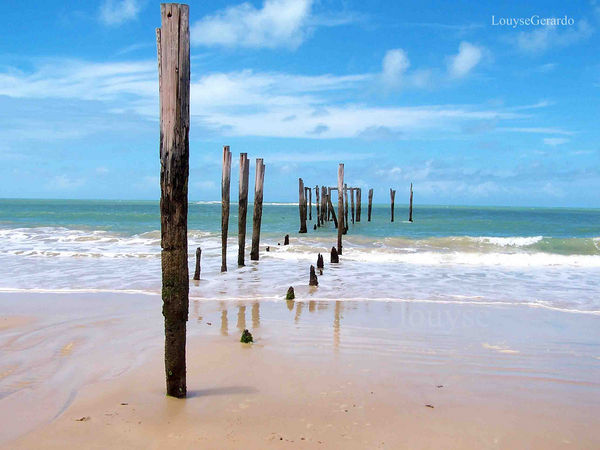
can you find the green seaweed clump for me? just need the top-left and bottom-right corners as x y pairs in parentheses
(286, 286), (295, 300)
(240, 329), (253, 343)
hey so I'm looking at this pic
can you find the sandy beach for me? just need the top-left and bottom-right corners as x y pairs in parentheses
(1, 292), (599, 449)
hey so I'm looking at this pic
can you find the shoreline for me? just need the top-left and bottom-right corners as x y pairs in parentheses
(0, 288), (599, 316)
(1, 292), (599, 448)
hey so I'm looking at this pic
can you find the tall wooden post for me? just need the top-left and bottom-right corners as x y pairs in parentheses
(350, 188), (355, 224)
(337, 164), (344, 254)
(315, 185), (320, 227)
(238, 153), (249, 266)
(343, 184), (349, 234)
(308, 187), (312, 221)
(251, 159), (265, 260)
(327, 187), (332, 221)
(408, 183), (414, 223)
(327, 193), (338, 228)
(221, 146), (232, 272)
(323, 186), (328, 222)
(390, 188), (396, 222)
(299, 178), (307, 233)
(356, 188), (361, 222)
(157, 2), (190, 398)
(368, 188), (373, 222)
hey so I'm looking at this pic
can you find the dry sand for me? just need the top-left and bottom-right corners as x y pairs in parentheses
(1, 292), (599, 449)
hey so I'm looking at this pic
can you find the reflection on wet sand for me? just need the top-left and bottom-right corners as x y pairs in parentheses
(251, 302), (260, 328)
(334, 301), (342, 350)
(236, 305), (246, 331)
(220, 305), (228, 336)
(294, 301), (303, 323)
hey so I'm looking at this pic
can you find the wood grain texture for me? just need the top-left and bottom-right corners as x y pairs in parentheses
(250, 159), (265, 261)
(157, 3), (190, 399)
(238, 153), (250, 266)
(298, 178), (307, 233)
(390, 188), (396, 222)
(337, 164), (344, 255)
(221, 146), (232, 272)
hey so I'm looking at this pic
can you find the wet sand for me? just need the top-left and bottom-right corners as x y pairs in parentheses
(1, 292), (599, 448)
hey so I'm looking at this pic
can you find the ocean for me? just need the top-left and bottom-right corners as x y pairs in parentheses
(0, 199), (599, 313)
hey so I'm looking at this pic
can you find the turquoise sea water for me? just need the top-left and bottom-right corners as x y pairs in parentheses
(0, 199), (599, 312)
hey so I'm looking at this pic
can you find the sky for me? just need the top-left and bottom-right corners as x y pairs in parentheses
(0, 0), (599, 207)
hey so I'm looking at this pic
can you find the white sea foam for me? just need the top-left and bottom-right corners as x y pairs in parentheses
(475, 236), (544, 247)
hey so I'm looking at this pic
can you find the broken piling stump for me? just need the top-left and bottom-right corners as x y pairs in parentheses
(250, 158), (265, 261)
(157, 2), (190, 398)
(317, 253), (324, 269)
(309, 265), (319, 286)
(193, 247), (201, 280)
(284, 234), (289, 245)
(331, 246), (339, 263)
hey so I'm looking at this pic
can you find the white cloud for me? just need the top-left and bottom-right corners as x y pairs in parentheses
(381, 49), (410, 87)
(0, 59), (528, 140)
(500, 127), (573, 135)
(100, 0), (143, 26)
(514, 20), (593, 54)
(448, 42), (483, 78)
(191, 0), (312, 49)
(543, 137), (569, 146)
(0, 59), (156, 101)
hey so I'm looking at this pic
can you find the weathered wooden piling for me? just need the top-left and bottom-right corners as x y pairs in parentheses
(321, 186), (327, 223)
(157, 2), (190, 398)
(337, 164), (344, 254)
(343, 184), (349, 234)
(315, 185), (321, 227)
(409, 183), (414, 222)
(327, 194), (338, 228)
(331, 246), (339, 263)
(350, 188), (355, 224)
(298, 178), (307, 233)
(368, 188), (373, 222)
(356, 188), (361, 222)
(327, 187), (332, 221)
(238, 153), (249, 266)
(193, 247), (201, 280)
(221, 146), (232, 272)
(390, 188), (396, 222)
(250, 158), (265, 261)
(284, 234), (289, 245)
(309, 265), (319, 286)
(317, 253), (324, 269)
(308, 187), (312, 221)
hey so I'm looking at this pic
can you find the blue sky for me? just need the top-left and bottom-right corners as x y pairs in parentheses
(0, 0), (599, 206)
